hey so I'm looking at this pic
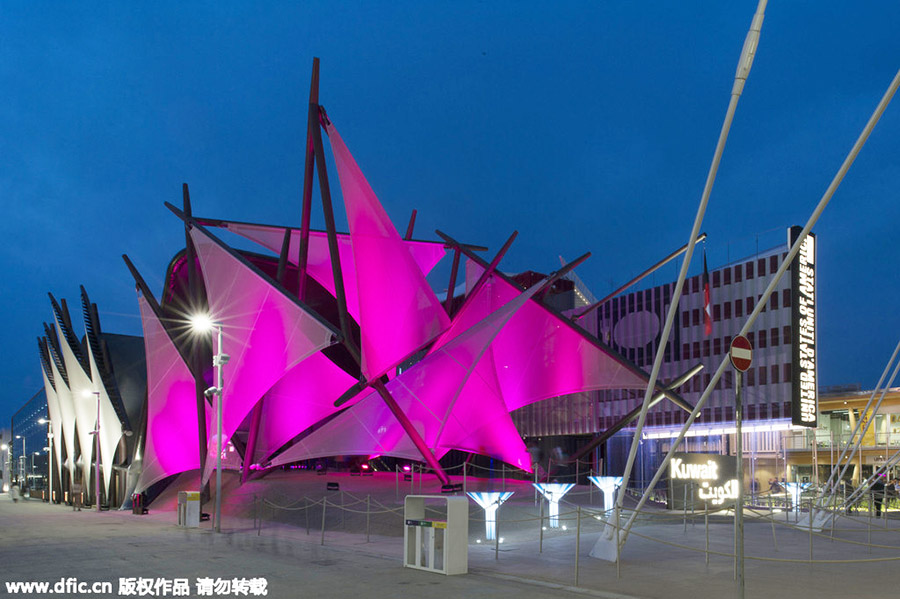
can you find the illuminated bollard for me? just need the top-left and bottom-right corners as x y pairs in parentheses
(784, 482), (811, 513)
(588, 476), (624, 517)
(533, 483), (575, 528)
(467, 492), (513, 541)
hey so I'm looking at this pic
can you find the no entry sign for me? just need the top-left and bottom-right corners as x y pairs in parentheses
(730, 335), (753, 372)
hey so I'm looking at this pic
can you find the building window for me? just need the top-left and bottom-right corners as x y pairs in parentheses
(759, 366), (767, 385)
(746, 296), (755, 312)
(702, 340), (711, 357)
(682, 343), (690, 358)
(735, 299), (743, 318)
(693, 377), (702, 392)
(747, 367), (755, 386)
(784, 363), (792, 382)
(783, 288), (791, 308)
(713, 304), (721, 320)
(771, 364), (780, 384)
(735, 264), (743, 282)
(713, 270), (721, 288)
(770, 292), (779, 310)
(747, 331), (755, 346)
(692, 276), (700, 293)
(682, 311), (690, 328)
(693, 309), (701, 326)
(758, 258), (766, 277)
(636, 293), (644, 311)
(770, 255), (778, 273)
(714, 338), (722, 355)
(693, 342), (700, 359)
(758, 329), (767, 348)
(783, 326), (791, 345)
(746, 261), (754, 279)
(724, 302), (732, 319)
(770, 327), (779, 346)
(724, 335), (732, 350)
(724, 268), (731, 285)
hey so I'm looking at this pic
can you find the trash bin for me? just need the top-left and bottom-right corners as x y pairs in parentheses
(132, 492), (148, 515)
(177, 491), (201, 528)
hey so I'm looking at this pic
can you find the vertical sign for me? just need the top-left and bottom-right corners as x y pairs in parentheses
(789, 226), (817, 427)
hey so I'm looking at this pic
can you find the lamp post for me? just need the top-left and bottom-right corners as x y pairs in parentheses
(191, 313), (229, 533)
(15, 435), (25, 488)
(38, 419), (53, 502)
(83, 390), (101, 511)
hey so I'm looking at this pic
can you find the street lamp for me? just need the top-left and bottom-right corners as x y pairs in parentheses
(15, 435), (25, 488)
(38, 418), (53, 503)
(191, 313), (229, 533)
(1, 444), (8, 493)
(82, 389), (102, 511)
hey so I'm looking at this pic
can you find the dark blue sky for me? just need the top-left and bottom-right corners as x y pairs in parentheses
(2, 2), (898, 423)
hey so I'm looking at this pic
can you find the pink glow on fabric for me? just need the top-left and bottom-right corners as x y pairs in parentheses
(325, 121), (449, 380)
(252, 352), (357, 463)
(135, 295), (207, 493)
(463, 264), (651, 411)
(271, 282), (545, 471)
(190, 228), (337, 446)
(222, 225), (445, 321)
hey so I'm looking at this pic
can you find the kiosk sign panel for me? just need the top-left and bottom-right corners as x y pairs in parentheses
(789, 226), (817, 428)
(668, 453), (737, 510)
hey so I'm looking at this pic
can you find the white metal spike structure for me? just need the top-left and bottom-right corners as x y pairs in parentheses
(599, 61), (900, 561)
(85, 345), (124, 498)
(614, 0), (769, 526)
(39, 367), (65, 497)
(467, 492), (513, 541)
(533, 483), (575, 528)
(589, 476), (623, 517)
(47, 355), (77, 496)
(54, 319), (96, 499)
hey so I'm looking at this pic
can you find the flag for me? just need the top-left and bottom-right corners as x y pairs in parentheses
(703, 250), (712, 336)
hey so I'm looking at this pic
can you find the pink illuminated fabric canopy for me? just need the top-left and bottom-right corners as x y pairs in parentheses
(190, 226), (339, 447)
(219, 225), (446, 323)
(325, 121), (450, 381)
(270, 280), (547, 471)
(135, 295), (208, 493)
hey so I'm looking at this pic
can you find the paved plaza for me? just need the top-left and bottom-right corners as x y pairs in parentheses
(3, 473), (900, 599)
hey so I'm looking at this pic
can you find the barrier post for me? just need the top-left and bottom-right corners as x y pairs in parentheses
(396, 464), (399, 500)
(495, 509), (500, 561)
(539, 498), (544, 553)
(575, 506), (582, 587)
(615, 502), (621, 579)
(808, 499), (813, 562)
(366, 494), (371, 543)
(321, 498), (327, 546)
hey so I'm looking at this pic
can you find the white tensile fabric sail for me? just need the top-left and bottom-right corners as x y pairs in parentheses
(324, 121), (450, 381)
(269, 281), (546, 470)
(40, 367), (65, 490)
(48, 356), (77, 492)
(54, 319), (96, 493)
(85, 344), (124, 496)
(189, 226), (339, 467)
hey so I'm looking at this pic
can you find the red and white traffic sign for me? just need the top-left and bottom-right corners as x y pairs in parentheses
(730, 335), (753, 372)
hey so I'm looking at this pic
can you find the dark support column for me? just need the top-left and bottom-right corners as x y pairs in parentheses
(276, 227), (293, 285)
(404, 209), (417, 240)
(443, 249), (461, 316)
(311, 104), (361, 365)
(297, 57), (320, 301)
(371, 380), (449, 486)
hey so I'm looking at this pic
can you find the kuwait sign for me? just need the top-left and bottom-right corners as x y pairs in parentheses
(789, 226), (817, 428)
(730, 335), (752, 372)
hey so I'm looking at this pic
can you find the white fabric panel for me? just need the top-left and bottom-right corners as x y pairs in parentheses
(86, 344), (124, 496)
(48, 358), (77, 490)
(54, 320), (95, 491)
(40, 367), (65, 489)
